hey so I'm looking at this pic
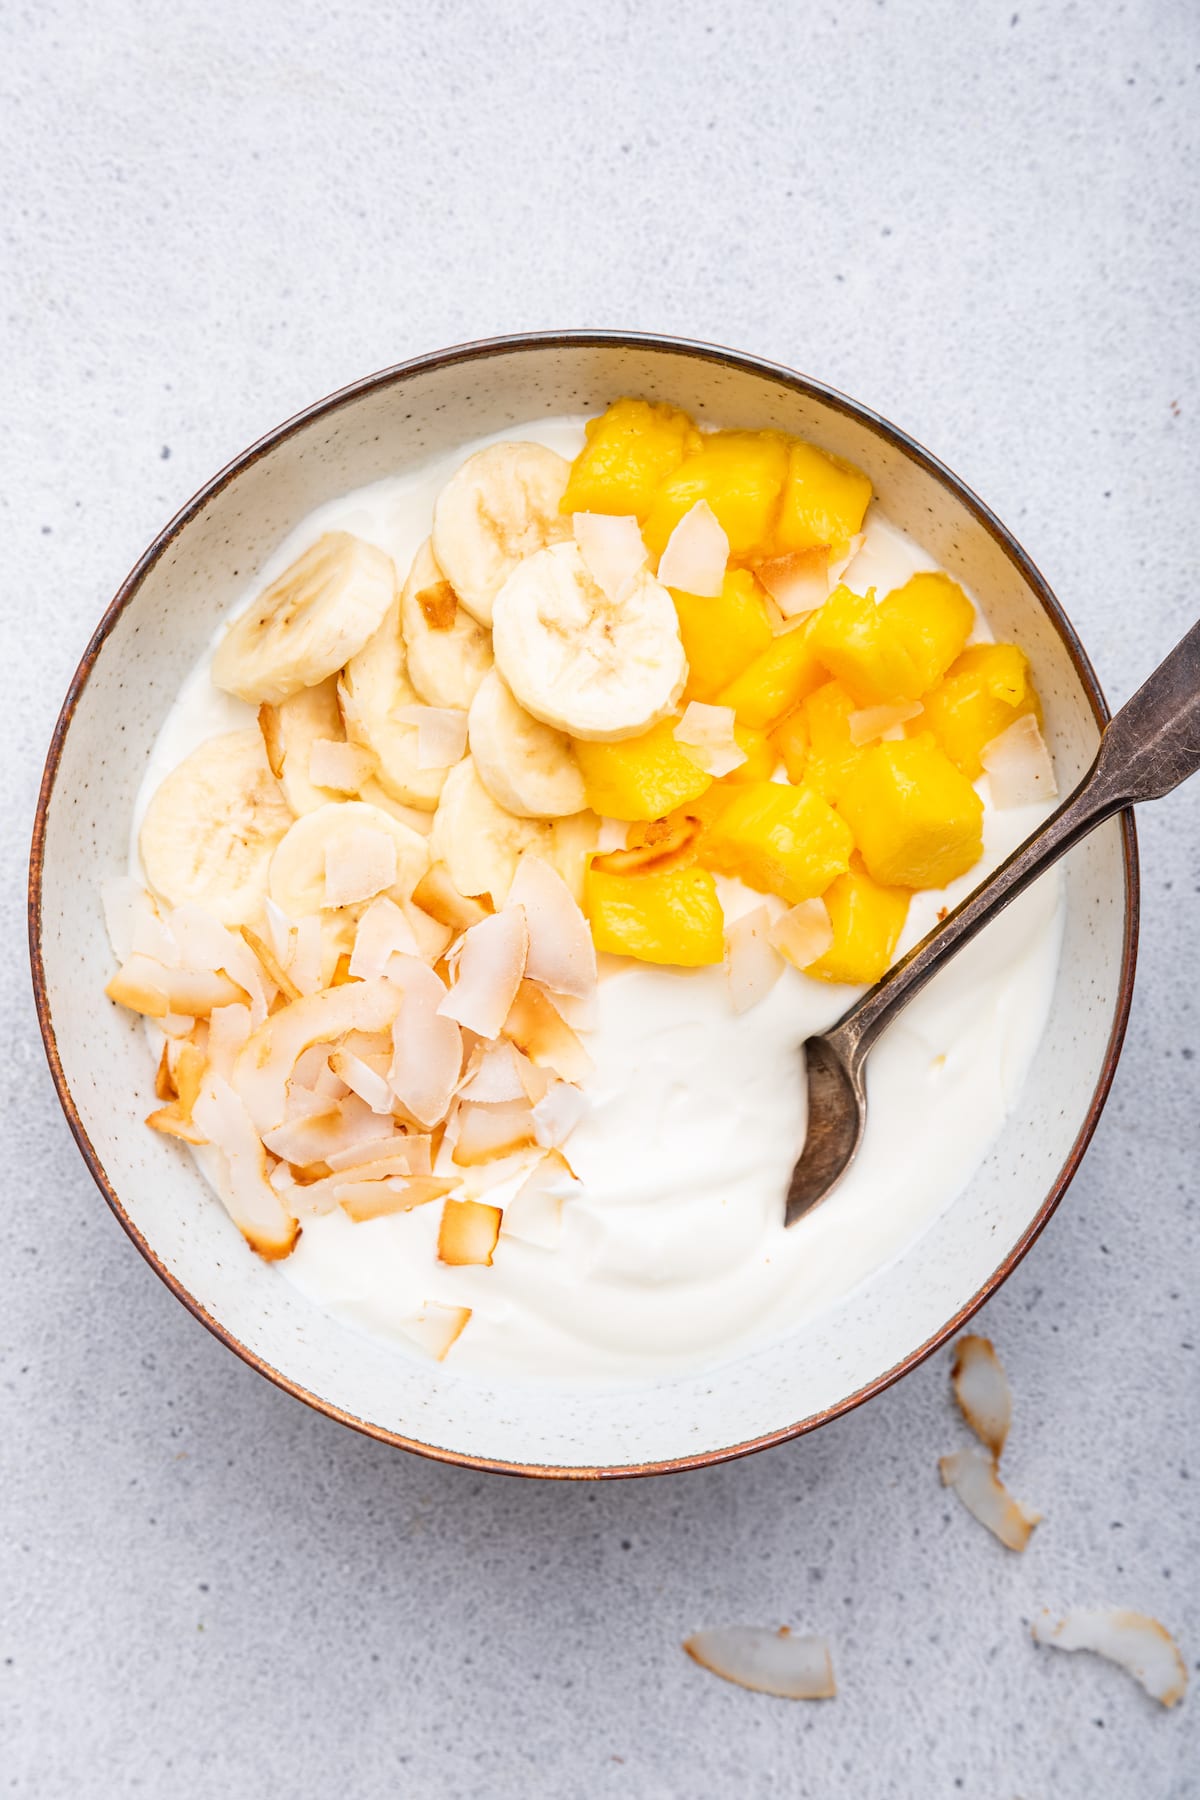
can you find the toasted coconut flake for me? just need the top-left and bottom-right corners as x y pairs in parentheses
(1032, 1608), (1187, 1708)
(503, 979), (593, 1082)
(437, 1197), (503, 1265)
(191, 1075), (299, 1259)
(438, 908), (529, 1039)
(348, 894), (420, 979)
(289, 915), (325, 995)
(241, 923), (301, 1002)
(573, 512), (648, 602)
(828, 533), (866, 584)
(452, 1099), (537, 1166)
(501, 1149), (581, 1248)
(674, 702), (747, 778)
(323, 827), (398, 909)
(849, 700), (924, 746)
(326, 1130), (431, 1174)
(339, 1174), (458, 1222)
(168, 1038), (207, 1118)
(410, 861), (492, 933)
(206, 1003), (251, 1081)
(168, 903), (270, 1024)
(532, 1080), (588, 1149)
(284, 1150), (438, 1215)
(263, 897), (294, 965)
(458, 1039), (532, 1105)
(233, 977), (406, 1133)
(980, 713), (1058, 808)
(400, 1302), (471, 1361)
(507, 854), (597, 999)
(160, 1010), (196, 1038)
(657, 499), (729, 597)
(165, 964), (251, 1018)
(308, 737), (376, 792)
(951, 1334), (1012, 1460)
(146, 1103), (208, 1145)
(415, 575), (459, 631)
(395, 704), (470, 770)
(939, 1445), (1041, 1552)
(593, 813), (701, 876)
(387, 955), (464, 1128)
(770, 899), (834, 971)
(106, 954), (170, 1018)
(756, 548), (831, 620)
(328, 1047), (395, 1115)
(726, 906), (786, 1014)
(683, 1628), (836, 1701)
(102, 877), (166, 963)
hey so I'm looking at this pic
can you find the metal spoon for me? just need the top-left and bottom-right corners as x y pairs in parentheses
(786, 617), (1200, 1226)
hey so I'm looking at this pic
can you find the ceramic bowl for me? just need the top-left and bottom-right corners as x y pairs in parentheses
(29, 332), (1138, 1477)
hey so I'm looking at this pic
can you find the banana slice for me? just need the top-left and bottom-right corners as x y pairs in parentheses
(357, 780), (434, 836)
(492, 541), (686, 742)
(213, 532), (396, 705)
(468, 670), (586, 819)
(140, 730), (292, 926)
(339, 600), (452, 811)
(431, 442), (572, 626)
(400, 539), (494, 709)
(258, 675), (365, 816)
(429, 757), (596, 905)
(269, 801), (430, 920)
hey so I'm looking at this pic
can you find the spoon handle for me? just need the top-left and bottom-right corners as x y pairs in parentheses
(829, 616), (1200, 1070)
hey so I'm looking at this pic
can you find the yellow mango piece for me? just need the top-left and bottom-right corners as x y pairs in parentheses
(643, 431), (790, 560)
(726, 723), (776, 783)
(774, 441), (872, 554)
(769, 708), (809, 784)
(801, 680), (865, 806)
(700, 780), (853, 905)
(561, 397), (700, 522)
(573, 719), (711, 822)
(808, 573), (973, 706)
(807, 855), (910, 985)
(922, 643), (1039, 778)
(880, 573), (976, 695)
(673, 569), (774, 702)
(716, 622), (825, 729)
(839, 736), (984, 889)
(584, 861), (725, 966)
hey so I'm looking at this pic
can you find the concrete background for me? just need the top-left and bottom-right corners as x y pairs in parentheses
(3, 1), (1198, 1794)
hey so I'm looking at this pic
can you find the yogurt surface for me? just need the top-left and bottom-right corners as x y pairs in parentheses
(133, 417), (1063, 1386)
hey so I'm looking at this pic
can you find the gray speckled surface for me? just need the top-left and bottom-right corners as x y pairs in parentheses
(3, 2), (1198, 1794)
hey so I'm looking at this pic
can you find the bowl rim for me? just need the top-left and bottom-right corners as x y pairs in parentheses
(27, 328), (1140, 1480)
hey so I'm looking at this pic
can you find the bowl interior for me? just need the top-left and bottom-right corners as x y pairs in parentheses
(32, 337), (1134, 1474)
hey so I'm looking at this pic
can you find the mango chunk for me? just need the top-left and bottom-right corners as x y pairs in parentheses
(839, 736), (984, 889)
(806, 855), (910, 985)
(801, 680), (865, 807)
(769, 708), (809, 784)
(673, 569), (774, 702)
(585, 861), (725, 966)
(573, 719), (712, 822)
(726, 722), (776, 783)
(643, 431), (789, 560)
(560, 397), (700, 522)
(700, 780), (853, 905)
(716, 622), (825, 729)
(774, 440), (872, 555)
(808, 573), (974, 706)
(922, 643), (1039, 778)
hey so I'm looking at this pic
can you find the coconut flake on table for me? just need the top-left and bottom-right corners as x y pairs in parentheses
(387, 956), (464, 1129)
(939, 1444), (1041, 1552)
(532, 1079), (588, 1148)
(349, 894), (421, 979)
(395, 704), (470, 771)
(725, 906), (786, 1014)
(572, 512), (648, 602)
(674, 702), (746, 778)
(755, 548), (832, 620)
(770, 899), (834, 971)
(849, 700), (924, 747)
(980, 714), (1059, 808)
(951, 1334), (1012, 1459)
(506, 854), (596, 999)
(656, 499), (729, 596)
(399, 1302), (472, 1362)
(307, 737), (376, 792)
(323, 827), (398, 909)
(1031, 1608), (1188, 1708)
(437, 908), (529, 1038)
(683, 1627), (836, 1700)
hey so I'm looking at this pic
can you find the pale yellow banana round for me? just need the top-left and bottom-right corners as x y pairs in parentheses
(429, 757), (596, 906)
(400, 539), (494, 709)
(491, 541), (686, 742)
(467, 669), (586, 820)
(339, 600), (451, 810)
(431, 442), (571, 627)
(139, 730), (292, 927)
(257, 675), (355, 816)
(268, 801), (430, 919)
(213, 531), (396, 705)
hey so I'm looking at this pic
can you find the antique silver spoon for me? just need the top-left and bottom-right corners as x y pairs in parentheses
(786, 618), (1200, 1226)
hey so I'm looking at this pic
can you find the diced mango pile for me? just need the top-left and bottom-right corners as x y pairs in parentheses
(567, 398), (1046, 985)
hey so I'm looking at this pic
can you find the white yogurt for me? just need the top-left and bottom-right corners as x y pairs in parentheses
(133, 419), (1063, 1386)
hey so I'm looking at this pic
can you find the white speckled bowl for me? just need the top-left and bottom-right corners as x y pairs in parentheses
(29, 333), (1138, 1477)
